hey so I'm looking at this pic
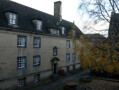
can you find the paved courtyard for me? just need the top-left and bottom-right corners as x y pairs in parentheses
(29, 71), (89, 90)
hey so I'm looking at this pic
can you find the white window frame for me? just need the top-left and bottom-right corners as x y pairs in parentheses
(9, 13), (17, 25)
(62, 27), (65, 35)
(17, 35), (26, 47)
(33, 37), (41, 48)
(33, 56), (40, 66)
(53, 30), (57, 35)
(36, 20), (42, 31)
(66, 53), (70, 62)
(66, 40), (70, 48)
(17, 57), (26, 69)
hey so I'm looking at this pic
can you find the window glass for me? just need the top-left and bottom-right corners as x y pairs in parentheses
(72, 53), (76, 61)
(18, 78), (26, 87)
(9, 13), (17, 25)
(37, 20), (42, 31)
(53, 47), (57, 56)
(66, 53), (70, 61)
(34, 74), (40, 82)
(33, 37), (41, 48)
(66, 40), (70, 48)
(62, 27), (65, 35)
(33, 56), (40, 66)
(17, 35), (26, 47)
(17, 57), (26, 69)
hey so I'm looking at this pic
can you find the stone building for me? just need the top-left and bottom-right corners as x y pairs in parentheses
(0, 0), (83, 89)
(108, 12), (119, 40)
(85, 33), (106, 46)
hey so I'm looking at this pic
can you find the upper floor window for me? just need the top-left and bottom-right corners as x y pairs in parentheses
(53, 47), (57, 56)
(17, 57), (27, 69)
(33, 20), (42, 31)
(66, 40), (70, 48)
(66, 53), (70, 62)
(17, 35), (27, 48)
(37, 20), (42, 31)
(33, 37), (41, 48)
(50, 29), (59, 35)
(33, 56), (41, 66)
(53, 30), (57, 35)
(72, 53), (76, 61)
(62, 27), (65, 35)
(9, 13), (17, 25)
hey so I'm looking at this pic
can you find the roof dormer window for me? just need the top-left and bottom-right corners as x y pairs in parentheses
(36, 20), (42, 31)
(62, 27), (65, 35)
(9, 13), (17, 25)
(33, 20), (42, 31)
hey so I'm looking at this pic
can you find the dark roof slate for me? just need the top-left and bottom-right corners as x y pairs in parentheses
(0, 0), (83, 36)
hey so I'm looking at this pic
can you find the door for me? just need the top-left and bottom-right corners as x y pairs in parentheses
(54, 63), (57, 74)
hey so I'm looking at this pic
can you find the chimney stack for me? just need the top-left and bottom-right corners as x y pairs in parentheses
(54, 1), (62, 21)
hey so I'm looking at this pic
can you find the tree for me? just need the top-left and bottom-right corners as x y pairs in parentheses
(79, 0), (119, 37)
(72, 35), (119, 75)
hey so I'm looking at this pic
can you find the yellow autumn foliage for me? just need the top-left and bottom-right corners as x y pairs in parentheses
(72, 36), (119, 75)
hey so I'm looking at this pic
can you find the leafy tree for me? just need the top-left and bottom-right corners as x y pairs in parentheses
(72, 35), (119, 75)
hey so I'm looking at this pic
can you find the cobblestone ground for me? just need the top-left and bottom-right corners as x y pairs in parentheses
(82, 79), (119, 90)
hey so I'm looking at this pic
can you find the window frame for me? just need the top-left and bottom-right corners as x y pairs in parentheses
(66, 53), (70, 62)
(72, 65), (75, 71)
(53, 47), (57, 56)
(9, 12), (17, 25)
(18, 77), (26, 87)
(17, 35), (27, 48)
(33, 55), (41, 67)
(34, 74), (40, 82)
(66, 40), (70, 48)
(36, 20), (42, 31)
(33, 37), (41, 48)
(72, 53), (76, 61)
(17, 56), (27, 69)
(62, 27), (65, 35)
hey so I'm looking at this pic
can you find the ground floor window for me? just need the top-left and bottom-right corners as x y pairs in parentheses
(66, 66), (70, 73)
(18, 77), (26, 87)
(34, 74), (40, 82)
(73, 65), (75, 71)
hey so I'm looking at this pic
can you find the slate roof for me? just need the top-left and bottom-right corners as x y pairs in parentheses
(0, 0), (83, 36)
(85, 34), (105, 39)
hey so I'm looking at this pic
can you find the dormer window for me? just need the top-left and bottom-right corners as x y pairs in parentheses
(36, 20), (42, 31)
(33, 20), (42, 31)
(62, 27), (65, 35)
(50, 29), (59, 36)
(9, 13), (17, 25)
(72, 30), (76, 36)
(5, 12), (18, 26)
(53, 30), (57, 35)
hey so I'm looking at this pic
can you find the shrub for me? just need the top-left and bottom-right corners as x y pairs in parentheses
(58, 69), (67, 76)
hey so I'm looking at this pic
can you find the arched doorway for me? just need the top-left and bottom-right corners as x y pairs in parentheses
(51, 57), (59, 74)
